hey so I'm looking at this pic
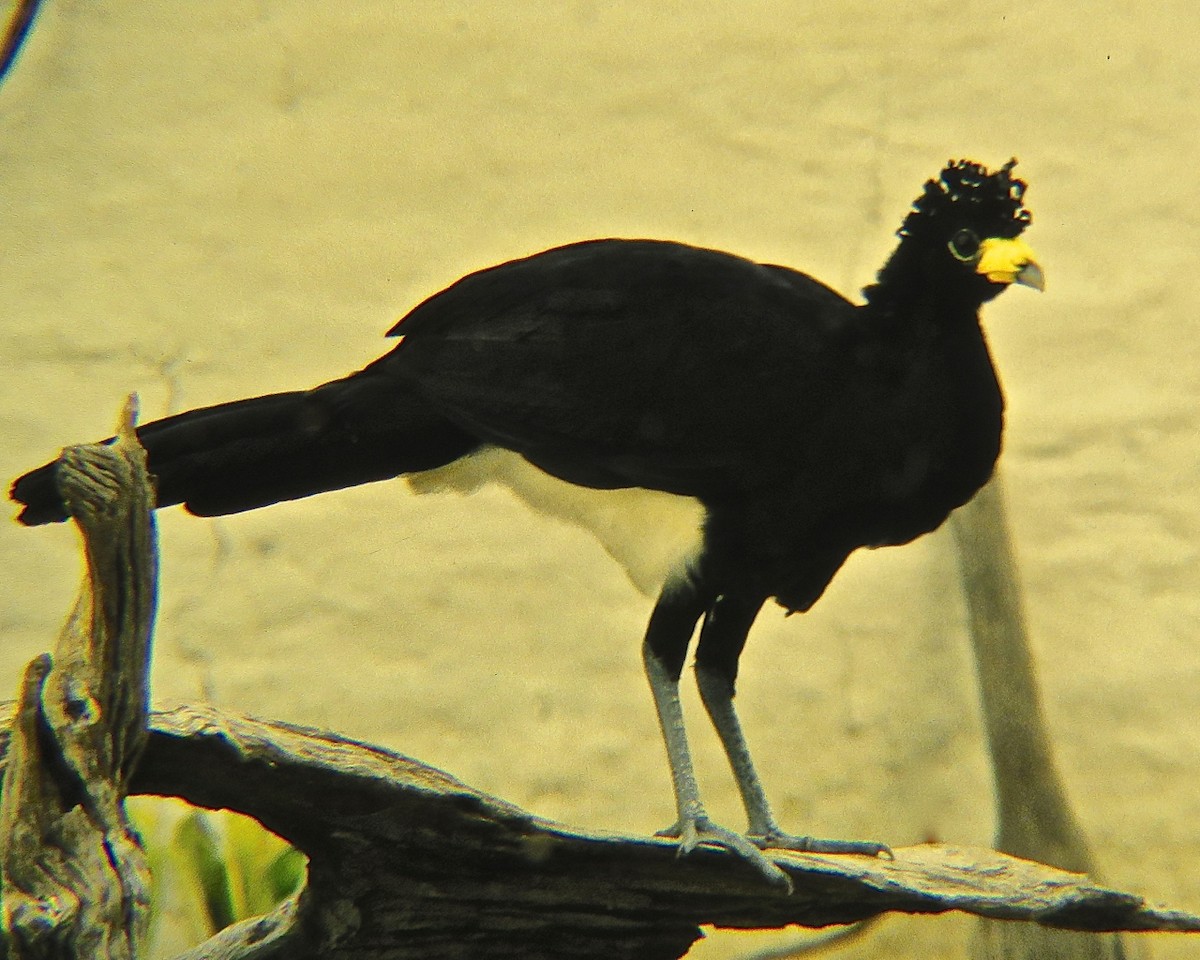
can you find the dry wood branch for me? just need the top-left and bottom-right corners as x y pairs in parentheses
(0, 397), (155, 958)
(113, 705), (1200, 960)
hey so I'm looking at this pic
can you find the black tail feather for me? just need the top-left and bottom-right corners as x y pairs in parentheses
(10, 372), (480, 525)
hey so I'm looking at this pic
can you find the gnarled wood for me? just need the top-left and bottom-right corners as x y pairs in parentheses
(0, 397), (156, 958)
(122, 705), (1198, 960)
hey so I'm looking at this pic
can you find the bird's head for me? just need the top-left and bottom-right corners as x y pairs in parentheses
(866, 158), (1044, 308)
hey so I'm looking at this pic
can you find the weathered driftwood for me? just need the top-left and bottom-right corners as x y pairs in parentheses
(127, 706), (1200, 960)
(3, 406), (1199, 960)
(952, 475), (1134, 960)
(0, 398), (156, 959)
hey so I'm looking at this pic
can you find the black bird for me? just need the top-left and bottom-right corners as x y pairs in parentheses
(12, 158), (1043, 888)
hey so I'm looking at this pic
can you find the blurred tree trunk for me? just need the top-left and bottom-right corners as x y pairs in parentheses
(951, 472), (1133, 960)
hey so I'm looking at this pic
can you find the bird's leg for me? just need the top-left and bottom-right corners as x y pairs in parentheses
(694, 594), (891, 859)
(642, 583), (793, 889)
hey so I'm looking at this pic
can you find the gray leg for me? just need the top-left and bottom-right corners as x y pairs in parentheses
(642, 641), (703, 833)
(694, 661), (776, 836)
(694, 594), (891, 858)
(642, 585), (793, 889)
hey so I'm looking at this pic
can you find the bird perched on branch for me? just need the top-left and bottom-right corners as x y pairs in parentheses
(12, 158), (1043, 889)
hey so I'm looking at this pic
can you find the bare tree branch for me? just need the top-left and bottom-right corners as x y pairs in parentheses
(119, 704), (1200, 960)
(1, 397), (156, 958)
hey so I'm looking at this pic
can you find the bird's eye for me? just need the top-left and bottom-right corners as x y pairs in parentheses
(948, 228), (981, 262)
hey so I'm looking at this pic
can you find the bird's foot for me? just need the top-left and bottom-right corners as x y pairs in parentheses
(656, 815), (794, 892)
(747, 825), (893, 860)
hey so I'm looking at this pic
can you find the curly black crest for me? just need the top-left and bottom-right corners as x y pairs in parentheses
(899, 158), (1031, 240)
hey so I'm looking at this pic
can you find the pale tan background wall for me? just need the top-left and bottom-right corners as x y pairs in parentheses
(1, 2), (1197, 957)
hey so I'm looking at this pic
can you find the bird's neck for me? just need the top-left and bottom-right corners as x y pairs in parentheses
(858, 283), (987, 347)
(859, 256), (1005, 508)
(860, 241), (992, 325)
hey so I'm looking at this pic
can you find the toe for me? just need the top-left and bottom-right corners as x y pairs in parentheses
(751, 828), (891, 859)
(670, 815), (794, 892)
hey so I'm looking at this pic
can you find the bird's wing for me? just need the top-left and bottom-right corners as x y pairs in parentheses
(380, 239), (859, 498)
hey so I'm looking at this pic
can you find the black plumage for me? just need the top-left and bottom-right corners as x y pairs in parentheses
(11, 158), (1043, 887)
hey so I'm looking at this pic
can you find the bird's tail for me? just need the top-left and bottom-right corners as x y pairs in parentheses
(10, 371), (480, 525)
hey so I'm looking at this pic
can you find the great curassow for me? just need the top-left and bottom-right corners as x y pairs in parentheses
(12, 158), (1043, 888)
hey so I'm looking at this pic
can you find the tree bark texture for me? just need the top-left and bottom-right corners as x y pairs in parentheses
(0, 398), (156, 958)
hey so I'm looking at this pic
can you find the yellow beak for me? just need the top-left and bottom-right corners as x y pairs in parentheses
(976, 236), (1045, 291)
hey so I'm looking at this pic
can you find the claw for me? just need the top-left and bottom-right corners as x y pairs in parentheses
(657, 815), (794, 892)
